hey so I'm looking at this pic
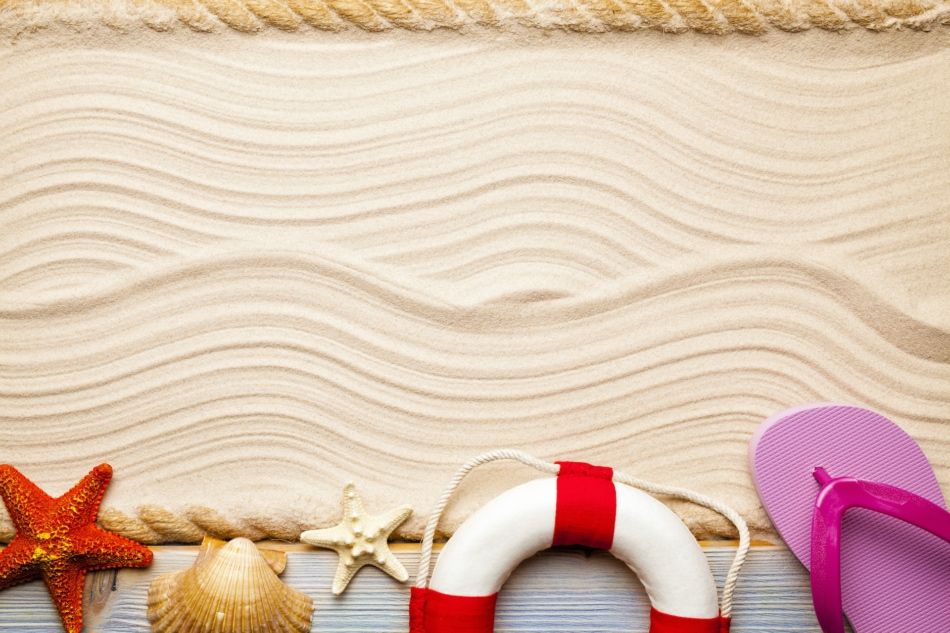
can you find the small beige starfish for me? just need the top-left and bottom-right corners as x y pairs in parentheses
(301, 483), (412, 595)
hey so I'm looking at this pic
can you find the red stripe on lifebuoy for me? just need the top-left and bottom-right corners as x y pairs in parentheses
(553, 461), (616, 549)
(409, 587), (427, 633)
(410, 588), (730, 633)
(650, 607), (731, 633)
(410, 587), (497, 633)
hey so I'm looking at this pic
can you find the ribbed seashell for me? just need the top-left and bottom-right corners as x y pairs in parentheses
(192, 537), (288, 575)
(147, 537), (313, 633)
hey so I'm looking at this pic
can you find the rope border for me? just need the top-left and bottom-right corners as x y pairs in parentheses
(1, 0), (948, 33)
(0, 506), (299, 546)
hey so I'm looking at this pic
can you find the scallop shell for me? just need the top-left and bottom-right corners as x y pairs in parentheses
(147, 537), (313, 633)
(192, 537), (288, 575)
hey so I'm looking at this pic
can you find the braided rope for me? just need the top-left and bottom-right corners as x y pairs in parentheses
(414, 450), (749, 619)
(2, 0), (948, 33)
(0, 514), (14, 544)
(0, 505), (296, 546)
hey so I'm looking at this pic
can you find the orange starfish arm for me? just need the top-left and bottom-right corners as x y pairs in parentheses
(71, 524), (153, 569)
(0, 464), (153, 633)
(0, 537), (41, 591)
(41, 563), (86, 633)
(50, 464), (113, 531)
(0, 464), (54, 537)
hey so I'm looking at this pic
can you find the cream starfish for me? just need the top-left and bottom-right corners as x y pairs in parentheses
(301, 483), (412, 595)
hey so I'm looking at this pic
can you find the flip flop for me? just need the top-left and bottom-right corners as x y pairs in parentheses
(749, 403), (950, 633)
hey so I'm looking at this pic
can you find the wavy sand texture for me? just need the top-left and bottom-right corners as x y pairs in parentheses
(1, 30), (949, 544)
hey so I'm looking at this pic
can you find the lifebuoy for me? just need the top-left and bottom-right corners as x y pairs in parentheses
(410, 459), (738, 633)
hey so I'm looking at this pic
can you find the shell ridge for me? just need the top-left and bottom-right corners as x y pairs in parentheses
(147, 537), (314, 633)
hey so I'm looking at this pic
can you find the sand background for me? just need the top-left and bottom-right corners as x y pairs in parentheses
(1, 26), (948, 544)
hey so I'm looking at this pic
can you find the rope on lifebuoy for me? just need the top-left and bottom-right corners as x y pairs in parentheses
(415, 450), (750, 615)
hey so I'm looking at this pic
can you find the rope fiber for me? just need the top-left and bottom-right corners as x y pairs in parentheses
(3, 0), (949, 33)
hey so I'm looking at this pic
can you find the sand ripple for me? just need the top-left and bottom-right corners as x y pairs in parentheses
(1, 31), (948, 542)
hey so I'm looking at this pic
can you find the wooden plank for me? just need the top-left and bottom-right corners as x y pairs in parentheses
(0, 544), (823, 632)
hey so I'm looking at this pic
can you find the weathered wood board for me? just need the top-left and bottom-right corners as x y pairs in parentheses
(0, 543), (828, 632)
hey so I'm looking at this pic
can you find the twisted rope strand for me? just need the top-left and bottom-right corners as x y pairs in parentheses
(2, 0), (948, 32)
(2, 505), (288, 545)
(413, 450), (749, 619)
(222, 0), (950, 32)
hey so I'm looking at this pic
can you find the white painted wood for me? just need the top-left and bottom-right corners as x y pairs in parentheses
(0, 544), (824, 632)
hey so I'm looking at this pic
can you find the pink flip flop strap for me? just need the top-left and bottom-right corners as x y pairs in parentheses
(810, 468), (950, 633)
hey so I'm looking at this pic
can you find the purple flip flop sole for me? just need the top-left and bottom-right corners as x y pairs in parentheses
(749, 403), (950, 633)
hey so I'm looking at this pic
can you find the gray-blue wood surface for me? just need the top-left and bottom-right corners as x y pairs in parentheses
(0, 544), (824, 632)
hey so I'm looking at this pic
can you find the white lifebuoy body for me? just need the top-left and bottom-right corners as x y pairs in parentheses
(430, 477), (719, 618)
(410, 460), (729, 633)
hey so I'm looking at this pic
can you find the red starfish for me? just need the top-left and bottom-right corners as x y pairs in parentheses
(0, 463), (152, 633)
